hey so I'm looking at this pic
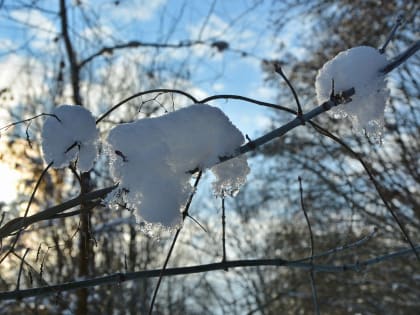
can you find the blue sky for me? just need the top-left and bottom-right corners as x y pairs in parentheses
(0, 0), (309, 134)
(0, 0), (310, 203)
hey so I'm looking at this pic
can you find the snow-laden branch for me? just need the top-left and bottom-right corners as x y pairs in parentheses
(0, 245), (417, 301)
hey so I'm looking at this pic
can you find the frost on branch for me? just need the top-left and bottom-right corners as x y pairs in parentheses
(315, 46), (389, 139)
(106, 104), (249, 228)
(41, 105), (99, 172)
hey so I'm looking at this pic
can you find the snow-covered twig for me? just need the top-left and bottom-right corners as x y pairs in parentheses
(1, 245), (418, 301)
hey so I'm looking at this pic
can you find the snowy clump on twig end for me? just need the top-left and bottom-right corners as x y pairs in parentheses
(315, 46), (389, 140)
(106, 104), (249, 231)
(41, 105), (99, 172)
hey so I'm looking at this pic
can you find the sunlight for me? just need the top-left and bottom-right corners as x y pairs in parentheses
(0, 162), (19, 204)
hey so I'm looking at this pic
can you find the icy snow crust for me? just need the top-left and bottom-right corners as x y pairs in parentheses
(41, 105), (99, 172)
(106, 104), (249, 228)
(315, 46), (389, 138)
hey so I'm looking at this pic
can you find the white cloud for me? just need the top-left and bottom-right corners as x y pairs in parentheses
(212, 82), (224, 92)
(113, 0), (167, 21)
(187, 14), (257, 57)
(0, 39), (16, 51)
(0, 55), (49, 108)
(10, 9), (57, 51)
(80, 25), (114, 44)
(253, 86), (277, 101)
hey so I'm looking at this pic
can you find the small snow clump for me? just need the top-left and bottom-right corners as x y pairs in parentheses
(106, 104), (249, 228)
(41, 105), (99, 172)
(315, 46), (389, 138)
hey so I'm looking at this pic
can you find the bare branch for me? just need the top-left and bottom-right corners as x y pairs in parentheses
(15, 248), (30, 291)
(381, 40), (420, 74)
(298, 177), (319, 315)
(0, 185), (117, 239)
(79, 40), (207, 69)
(379, 14), (404, 54)
(273, 62), (303, 117)
(0, 113), (61, 133)
(95, 89), (199, 124)
(1, 245), (418, 301)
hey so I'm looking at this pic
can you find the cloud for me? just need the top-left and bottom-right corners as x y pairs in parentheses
(253, 86), (277, 101)
(9, 9), (57, 51)
(112, 0), (167, 21)
(187, 14), (257, 57)
(0, 55), (48, 108)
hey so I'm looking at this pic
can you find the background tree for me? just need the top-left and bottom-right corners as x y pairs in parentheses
(224, 0), (420, 313)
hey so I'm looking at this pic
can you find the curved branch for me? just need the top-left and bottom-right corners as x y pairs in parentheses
(95, 89), (199, 124)
(198, 94), (296, 114)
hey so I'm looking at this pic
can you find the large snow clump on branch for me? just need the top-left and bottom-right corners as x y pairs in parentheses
(315, 46), (389, 138)
(41, 105), (99, 172)
(106, 104), (249, 228)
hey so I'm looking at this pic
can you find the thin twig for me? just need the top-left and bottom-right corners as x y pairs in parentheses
(148, 171), (202, 315)
(96, 89), (199, 124)
(309, 122), (420, 262)
(298, 177), (314, 258)
(199, 94), (295, 114)
(379, 14), (404, 54)
(0, 113), (61, 133)
(186, 214), (208, 233)
(273, 62), (303, 117)
(298, 177), (319, 315)
(293, 227), (378, 263)
(221, 193), (227, 264)
(15, 248), (30, 291)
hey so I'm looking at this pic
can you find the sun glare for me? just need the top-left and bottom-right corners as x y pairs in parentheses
(0, 163), (19, 204)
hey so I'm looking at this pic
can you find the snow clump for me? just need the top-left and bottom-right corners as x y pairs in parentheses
(106, 104), (249, 228)
(315, 46), (389, 139)
(41, 105), (99, 172)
